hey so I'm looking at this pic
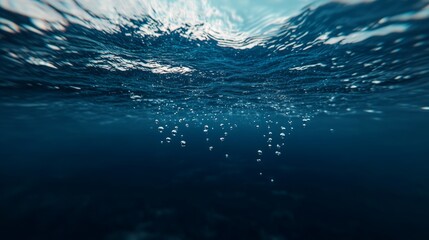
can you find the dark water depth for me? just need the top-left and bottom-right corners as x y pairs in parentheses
(1, 0), (429, 239)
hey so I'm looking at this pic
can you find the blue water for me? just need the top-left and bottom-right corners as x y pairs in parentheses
(1, 0), (429, 239)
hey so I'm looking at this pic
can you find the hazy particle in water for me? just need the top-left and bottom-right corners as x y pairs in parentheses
(275, 151), (281, 156)
(220, 137), (225, 142)
(166, 137), (171, 143)
(185, 123), (189, 127)
(203, 129), (208, 133)
(281, 126), (286, 130)
(158, 126), (164, 132)
(181, 140), (186, 147)
(171, 129), (177, 136)
(256, 158), (261, 162)
(209, 146), (213, 151)
(259, 172), (263, 176)
(364, 109), (378, 113)
(206, 138), (209, 141)
(224, 132), (228, 136)
(270, 178), (274, 182)
(267, 138), (272, 143)
(421, 106), (429, 111)
(258, 150), (263, 155)
(268, 144), (272, 148)
(276, 144), (281, 149)
(268, 132), (272, 135)
(160, 141), (163, 144)
(225, 154), (229, 158)
(280, 132), (286, 139)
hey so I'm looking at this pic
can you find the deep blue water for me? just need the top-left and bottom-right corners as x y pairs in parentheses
(1, 0), (429, 239)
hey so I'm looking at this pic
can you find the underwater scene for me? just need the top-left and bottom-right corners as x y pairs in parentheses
(1, 0), (429, 239)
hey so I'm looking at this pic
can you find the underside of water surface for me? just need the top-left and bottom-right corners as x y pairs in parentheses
(0, 0), (429, 239)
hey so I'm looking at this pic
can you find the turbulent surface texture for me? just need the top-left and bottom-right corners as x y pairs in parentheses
(1, 0), (428, 117)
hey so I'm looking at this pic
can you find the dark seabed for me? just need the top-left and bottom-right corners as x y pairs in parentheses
(1, 0), (429, 239)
